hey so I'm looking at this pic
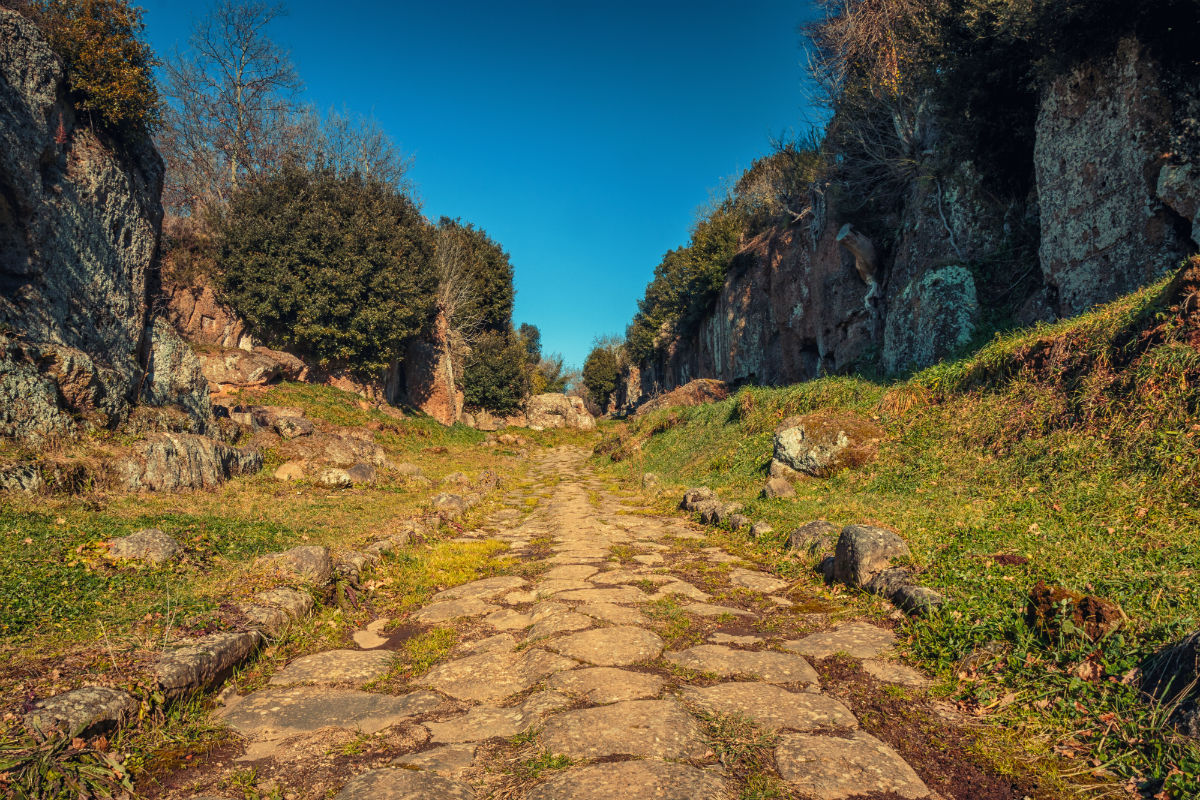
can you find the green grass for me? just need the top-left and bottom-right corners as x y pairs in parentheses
(598, 262), (1200, 795)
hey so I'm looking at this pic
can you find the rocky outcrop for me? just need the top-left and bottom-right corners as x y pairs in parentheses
(1036, 37), (1193, 317)
(773, 412), (884, 477)
(0, 9), (211, 444)
(113, 433), (262, 492)
(882, 266), (979, 374)
(524, 394), (596, 430)
(401, 309), (463, 426)
(198, 345), (306, 394)
(163, 278), (255, 350)
(633, 379), (729, 416)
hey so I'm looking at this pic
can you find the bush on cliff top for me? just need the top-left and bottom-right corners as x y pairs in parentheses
(218, 165), (436, 375)
(18, 0), (161, 134)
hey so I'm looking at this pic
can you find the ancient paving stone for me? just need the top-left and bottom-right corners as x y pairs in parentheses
(862, 659), (930, 687)
(700, 547), (742, 563)
(576, 602), (648, 626)
(682, 682), (858, 731)
(652, 581), (711, 601)
(423, 690), (570, 743)
(333, 768), (474, 800)
(221, 687), (442, 740)
(432, 575), (527, 601)
(485, 602), (571, 631)
(392, 743), (477, 776)
(632, 553), (664, 565)
(548, 626), (664, 666)
(353, 618), (390, 650)
(683, 602), (756, 618)
(542, 564), (599, 581)
(540, 699), (707, 759)
(666, 645), (819, 684)
(531, 578), (595, 596)
(525, 760), (729, 800)
(547, 666), (665, 703)
(775, 730), (931, 799)
(453, 633), (517, 656)
(730, 567), (788, 593)
(527, 610), (593, 640)
(784, 622), (897, 659)
(710, 632), (764, 645)
(412, 597), (499, 624)
(420, 647), (576, 702)
(554, 586), (648, 604)
(269, 650), (394, 686)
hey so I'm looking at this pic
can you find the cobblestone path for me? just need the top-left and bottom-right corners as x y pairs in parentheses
(181, 446), (943, 800)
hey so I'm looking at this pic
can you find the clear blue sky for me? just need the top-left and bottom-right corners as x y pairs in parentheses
(139, 0), (823, 368)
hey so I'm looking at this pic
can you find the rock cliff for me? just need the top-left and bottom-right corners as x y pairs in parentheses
(0, 8), (211, 444)
(619, 36), (1199, 409)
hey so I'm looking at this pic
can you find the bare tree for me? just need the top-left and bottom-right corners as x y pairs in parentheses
(434, 225), (486, 351)
(295, 106), (415, 194)
(159, 0), (302, 215)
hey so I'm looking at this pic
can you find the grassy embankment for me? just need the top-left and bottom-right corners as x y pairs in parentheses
(597, 260), (1200, 796)
(0, 382), (585, 792)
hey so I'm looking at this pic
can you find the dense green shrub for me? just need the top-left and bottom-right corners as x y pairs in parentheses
(26, 0), (161, 134)
(582, 345), (619, 410)
(218, 165), (435, 375)
(462, 329), (530, 413)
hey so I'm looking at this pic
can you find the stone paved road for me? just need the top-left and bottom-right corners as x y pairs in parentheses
(180, 446), (942, 800)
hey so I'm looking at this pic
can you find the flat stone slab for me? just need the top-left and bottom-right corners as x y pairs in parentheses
(526, 760), (729, 800)
(547, 667), (665, 703)
(863, 659), (930, 687)
(577, 602), (648, 626)
(413, 597), (499, 624)
(775, 730), (930, 799)
(333, 768), (474, 799)
(532, 578), (596, 594)
(540, 699), (707, 759)
(353, 629), (389, 649)
(683, 602), (755, 618)
(710, 632), (764, 645)
(730, 568), (788, 593)
(424, 691), (570, 743)
(784, 622), (897, 659)
(421, 647), (576, 702)
(269, 650), (394, 686)
(528, 611), (593, 640)
(485, 603), (570, 631)
(548, 626), (663, 666)
(652, 581), (710, 601)
(221, 687), (442, 740)
(433, 575), (527, 602)
(554, 586), (648, 604)
(393, 743), (477, 776)
(682, 682), (857, 731)
(542, 564), (599, 581)
(666, 645), (819, 685)
(699, 547), (741, 563)
(632, 553), (664, 565)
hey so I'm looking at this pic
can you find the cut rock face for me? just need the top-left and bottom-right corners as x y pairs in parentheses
(547, 626), (663, 666)
(775, 730), (931, 799)
(784, 622), (897, 660)
(682, 682), (857, 732)
(525, 760), (729, 800)
(540, 699), (707, 760)
(666, 645), (819, 685)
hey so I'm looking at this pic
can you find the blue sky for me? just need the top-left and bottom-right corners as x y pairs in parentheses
(139, 0), (823, 368)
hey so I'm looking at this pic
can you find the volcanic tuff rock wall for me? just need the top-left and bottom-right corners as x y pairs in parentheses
(0, 8), (211, 444)
(620, 36), (1200, 408)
